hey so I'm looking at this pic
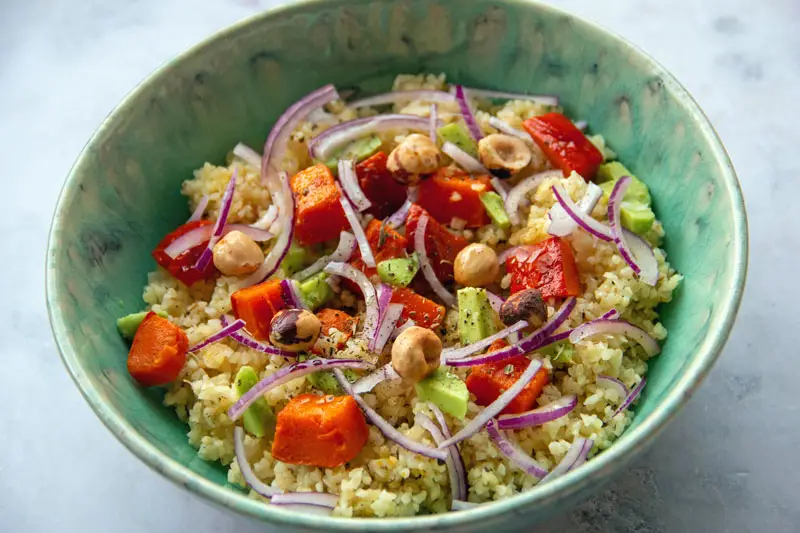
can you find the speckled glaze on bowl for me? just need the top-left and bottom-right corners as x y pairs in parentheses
(46, 0), (747, 531)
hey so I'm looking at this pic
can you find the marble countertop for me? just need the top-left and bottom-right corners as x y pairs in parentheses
(2, 0), (797, 531)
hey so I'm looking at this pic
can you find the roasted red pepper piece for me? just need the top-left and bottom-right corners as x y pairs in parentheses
(349, 219), (409, 282)
(390, 287), (446, 330)
(405, 204), (469, 282)
(506, 237), (581, 299)
(417, 167), (492, 228)
(465, 340), (550, 415)
(522, 113), (603, 179)
(356, 152), (408, 220)
(151, 220), (217, 286)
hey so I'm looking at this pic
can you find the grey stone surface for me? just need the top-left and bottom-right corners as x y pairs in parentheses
(1, 0), (796, 531)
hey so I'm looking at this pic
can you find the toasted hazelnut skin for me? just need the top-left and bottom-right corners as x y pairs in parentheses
(454, 243), (500, 287)
(478, 133), (532, 179)
(500, 289), (547, 329)
(269, 309), (322, 352)
(391, 326), (442, 383)
(387, 134), (442, 185)
(212, 230), (264, 276)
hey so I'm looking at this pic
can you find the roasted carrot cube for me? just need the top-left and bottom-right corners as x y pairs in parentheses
(390, 287), (445, 330)
(127, 312), (188, 386)
(230, 279), (286, 340)
(290, 164), (349, 246)
(271, 393), (369, 468)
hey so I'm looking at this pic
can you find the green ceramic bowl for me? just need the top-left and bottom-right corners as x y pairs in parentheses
(46, 0), (747, 531)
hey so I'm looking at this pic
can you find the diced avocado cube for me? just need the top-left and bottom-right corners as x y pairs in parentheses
(597, 162), (655, 236)
(323, 136), (382, 170)
(297, 272), (333, 311)
(479, 191), (511, 230)
(457, 287), (498, 346)
(306, 368), (359, 395)
(437, 122), (478, 158)
(415, 367), (469, 419)
(377, 253), (419, 287)
(280, 243), (307, 276)
(117, 310), (168, 339)
(235, 366), (276, 438)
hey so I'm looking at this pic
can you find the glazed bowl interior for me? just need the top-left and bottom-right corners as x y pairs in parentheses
(46, 0), (746, 531)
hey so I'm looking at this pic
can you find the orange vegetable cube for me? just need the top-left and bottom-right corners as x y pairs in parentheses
(417, 167), (492, 228)
(290, 164), (349, 246)
(127, 312), (188, 386)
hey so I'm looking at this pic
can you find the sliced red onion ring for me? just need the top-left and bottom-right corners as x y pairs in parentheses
(490, 177), (509, 202)
(600, 309), (620, 320)
(351, 363), (401, 394)
(348, 89), (455, 109)
(414, 213), (456, 307)
(463, 87), (559, 106)
(280, 279), (307, 309)
(486, 116), (532, 143)
(221, 315), (295, 357)
(293, 231), (356, 281)
(496, 395), (578, 430)
(237, 171), (296, 288)
(574, 120), (588, 131)
(164, 224), (273, 259)
(234, 426), (280, 498)
(608, 176), (658, 285)
(337, 159), (371, 212)
(453, 85), (482, 141)
(486, 419), (548, 478)
(391, 319), (416, 340)
(568, 319), (660, 357)
(548, 182), (603, 238)
(262, 84), (338, 184)
(497, 245), (541, 265)
(623, 229), (659, 286)
(438, 359), (543, 449)
(269, 503), (334, 516)
(270, 492), (338, 510)
(187, 195), (209, 223)
(308, 115), (435, 161)
(443, 320), (528, 361)
(485, 291), (505, 314)
(447, 297), (576, 367)
(540, 438), (593, 483)
(451, 500), (478, 511)
(416, 412), (468, 501)
(228, 359), (371, 421)
(506, 170), (560, 225)
(596, 375), (629, 400)
(385, 187), (418, 229)
(324, 262), (380, 341)
(333, 369), (448, 460)
(188, 318), (245, 353)
(427, 404), (467, 497)
(337, 184), (376, 268)
(551, 184), (612, 241)
(611, 377), (647, 417)
(372, 303), (403, 354)
(194, 168), (237, 271)
(429, 104), (438, 143)
(368, 284), (394, 352)
(233, 142), (263, 169)
(251, 204), (279, 231)
(441, 142), (488, 174)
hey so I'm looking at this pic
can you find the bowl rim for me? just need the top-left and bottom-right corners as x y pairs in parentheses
(46, 0), (748, 529)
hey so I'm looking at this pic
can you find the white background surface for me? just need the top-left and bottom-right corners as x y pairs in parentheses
(2, 0), (798, 531)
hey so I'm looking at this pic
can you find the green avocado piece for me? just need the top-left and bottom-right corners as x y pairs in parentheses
(415, 367), (469, 419)
(306, 368), (360, 395)
(116, 310), (168, 339)
(297, 272), (333, 311)
(597, 162), (655, 236)
(437, 122), (478, 158)
(457, 287), (498, 346)
(280, 243), (307, 276)
(377, 253), (419, 287)
(235, 366), (276, 438)
(323, 136), (382, 170)
(479, 191), (511, 230)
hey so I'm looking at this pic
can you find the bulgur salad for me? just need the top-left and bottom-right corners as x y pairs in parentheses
(117, 74), (681, 517)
